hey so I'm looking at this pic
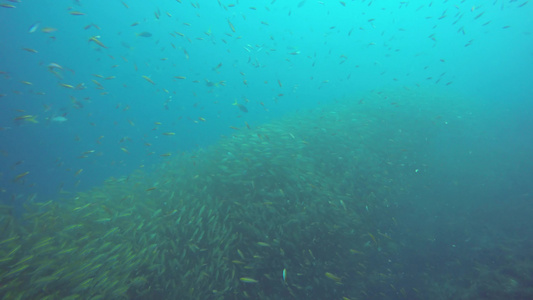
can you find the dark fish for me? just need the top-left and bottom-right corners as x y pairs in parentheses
(136, 32), (152, 37)
(237, 104), (248, 113)
(233, 101), (248, 112)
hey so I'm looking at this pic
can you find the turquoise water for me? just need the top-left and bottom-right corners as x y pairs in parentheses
(0, 1), (532, 299)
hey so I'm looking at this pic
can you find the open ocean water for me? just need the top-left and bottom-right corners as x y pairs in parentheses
(0, 0), (532, 299)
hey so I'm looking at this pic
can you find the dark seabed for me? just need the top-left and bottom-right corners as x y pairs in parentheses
(0, 1), (532, 299)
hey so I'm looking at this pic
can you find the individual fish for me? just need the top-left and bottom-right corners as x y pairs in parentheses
(28, 22), (41, 33)
(0, 236), (19, 245)
(325, 272), (342, 283)
(205, 79), (224, 87)
(136, 32), (152, 37)
(349, 249), (363, 254)
(232, 100), (248, 112)
(73, 203), (91, 211)
(13, 171), (30, 181)
(63, 224), (83, 231)
(59, 83), (74, 89)
(102, 227), (119, 238)
(239, 277), (259, 283)
(212, 62), (223, 73)
(85, 23), (100, 30)
(368, 232), (378, 245)
(57, 247), (78, 255)
(227, 19), (236, 32)
(47, 62), (63, 71)
(142, 76), (155, 85)
(4, 265), (29, 277)
(14, 115), (38, 123)
(41, 27), (58, 33)
(6, 245), (21, 257)
(22, 48), (38, 53)
(50, 116), (68, 123)
(89, 36), (107, 48)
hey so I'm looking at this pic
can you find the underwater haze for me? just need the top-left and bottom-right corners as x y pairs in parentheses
(0, 0), (532, 299)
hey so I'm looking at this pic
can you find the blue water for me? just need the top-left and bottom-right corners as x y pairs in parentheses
(1, 1), (531, 199)
(1, 1), (532, 298)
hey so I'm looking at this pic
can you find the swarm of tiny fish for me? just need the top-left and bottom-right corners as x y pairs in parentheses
(0, 89), (463, 299)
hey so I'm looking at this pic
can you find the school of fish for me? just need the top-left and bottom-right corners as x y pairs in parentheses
(0, 0), (530, 299)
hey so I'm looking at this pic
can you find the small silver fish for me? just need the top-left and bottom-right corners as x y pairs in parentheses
(28, 22), (41, 33)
